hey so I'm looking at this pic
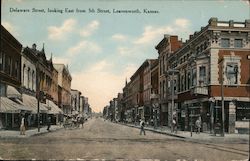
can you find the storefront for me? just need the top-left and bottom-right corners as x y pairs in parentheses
(0, 97), (32, 129)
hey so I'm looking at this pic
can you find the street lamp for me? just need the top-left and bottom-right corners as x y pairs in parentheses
(166, 69), (179, 133)
(36, 63), (41, 132)
(218, 58), (225, 137)
(209, 97), (215, 135)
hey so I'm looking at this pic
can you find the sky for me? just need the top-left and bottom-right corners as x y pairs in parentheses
(2, 0), (249, 113)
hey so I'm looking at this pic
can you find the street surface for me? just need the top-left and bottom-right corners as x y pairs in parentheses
(0, 118), (248, 160)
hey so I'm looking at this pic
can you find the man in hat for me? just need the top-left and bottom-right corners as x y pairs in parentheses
(139, 118), (146, 135)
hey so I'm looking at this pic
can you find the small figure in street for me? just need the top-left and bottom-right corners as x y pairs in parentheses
(172, 118), (177, 133)
(195, 117), (201, 134)
(80, 117), (84, 128)
(47, 116), (51, 131)
(139, 119), (146, 135)
(20, 115), (26, 135)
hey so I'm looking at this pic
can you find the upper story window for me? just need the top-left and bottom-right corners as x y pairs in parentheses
(234, 39), (243, 48)
(226, 63), (239, 85)
(192, 68), (197, 86)
(221, 38), (230, 48)
(199, 66), (206, 86)
(14, 60), (18, 78)
(0, 52), (3, 71)
(6, 56), (12, 75)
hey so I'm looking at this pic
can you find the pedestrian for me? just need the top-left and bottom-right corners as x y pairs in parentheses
(195, 117), (201, 134)
(172, 118), (177, 133)
(139, 119), (146, 135)
(20, 115), (25, 135)
(47, 116), (51, 131)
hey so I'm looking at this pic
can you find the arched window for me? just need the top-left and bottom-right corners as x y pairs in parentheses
(27, 67), (30, 89)
(23, 64), (26, 86)
(32, 70), (35, 91)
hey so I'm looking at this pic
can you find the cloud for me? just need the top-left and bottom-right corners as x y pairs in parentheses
(117, 47), (135, 56)
(174, 18), (190, 28)
(133, 25), (174, 44)
(134, 18), (191, 45)
(240, 0), (250, 5)
(2, 21), (19, 37)
(111, 34), (128, 41)
(53, 56), (71, 65)
(67, 40), (102, 56)
(80, 20), (100, 37)
(48, 19), (77, 40)
(71, 60), (137, 112)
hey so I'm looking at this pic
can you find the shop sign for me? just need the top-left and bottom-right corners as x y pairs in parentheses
(181, 110), (185, 117)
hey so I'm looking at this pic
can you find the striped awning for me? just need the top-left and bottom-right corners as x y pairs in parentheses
(0, 97), (32, 113)
(6, 85), (22, 99)
(22, 94), (48, 114)
(46, 99), (63, 114)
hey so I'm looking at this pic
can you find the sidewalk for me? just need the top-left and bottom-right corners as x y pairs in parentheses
(119, 122), (249, 144)
(0, 125), (63, 138)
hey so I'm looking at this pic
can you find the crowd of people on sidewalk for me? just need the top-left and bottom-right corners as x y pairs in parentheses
(18, 113), (87, 135)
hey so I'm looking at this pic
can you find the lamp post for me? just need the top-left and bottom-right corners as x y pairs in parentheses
(209, 97), (215, 135)
(167, 69), (179, 133)
(219, 58), (225, 137)
(36, 64), (40, 132)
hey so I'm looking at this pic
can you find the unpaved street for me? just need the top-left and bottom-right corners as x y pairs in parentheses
(0, 118), (248, 160)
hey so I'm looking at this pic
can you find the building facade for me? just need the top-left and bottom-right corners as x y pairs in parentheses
(71, 89), (81, 114)
(166, 18), (250, 133)
(155, 35), (182, 126)
(0, 25), (23, 129)
(54, 64), (72, 115)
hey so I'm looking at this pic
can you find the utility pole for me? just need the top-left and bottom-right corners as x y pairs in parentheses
(36, 64), (40, 132)
(171, 71), (174, 133)
(219, 59), (225, 137)
(166, 69), (179, 133)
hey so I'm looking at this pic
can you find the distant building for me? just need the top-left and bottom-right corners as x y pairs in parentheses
(54, 64), (72, 115)
(71, 89), (81, 114)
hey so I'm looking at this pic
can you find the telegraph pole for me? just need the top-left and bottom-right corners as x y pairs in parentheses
(220, 59), (225, 137)
(36, 64), (40, 132)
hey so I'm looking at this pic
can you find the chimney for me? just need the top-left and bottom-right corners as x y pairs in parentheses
(245, 19), (250, 28)
(32, 43), (37, 50)
(208, 17), (218, 26)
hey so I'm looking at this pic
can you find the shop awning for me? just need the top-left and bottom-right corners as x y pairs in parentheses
(72, 110), (79, 115)
(6, 85), (22, 99)
(46, 99), (63, 114)
(0, 97), (32, 113)
(22, 94), (48, 114)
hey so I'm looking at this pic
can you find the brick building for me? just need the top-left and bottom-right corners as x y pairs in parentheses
(166, 18), (250, 134)
(155, 35), (182, 126)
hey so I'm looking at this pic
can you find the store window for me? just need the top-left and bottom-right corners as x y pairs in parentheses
(234, 39), (243, 48)
(236, 102), (250, 121)
(221, 38), (230, 48)
(226, 63), (239, 85)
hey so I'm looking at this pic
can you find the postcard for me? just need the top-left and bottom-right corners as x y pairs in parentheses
(1, 0), (249, 160)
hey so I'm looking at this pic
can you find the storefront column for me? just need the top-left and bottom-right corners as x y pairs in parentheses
(12, 113), (14, 128)
(228, 101), (236, 133)
(5, 113), (8, 128)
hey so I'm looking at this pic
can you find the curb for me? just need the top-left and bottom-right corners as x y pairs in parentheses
(31, 127), (63, 137)
(117, 122), (249, 144)
(118, 122), (186, 139)
(0, 126), (64, 139)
